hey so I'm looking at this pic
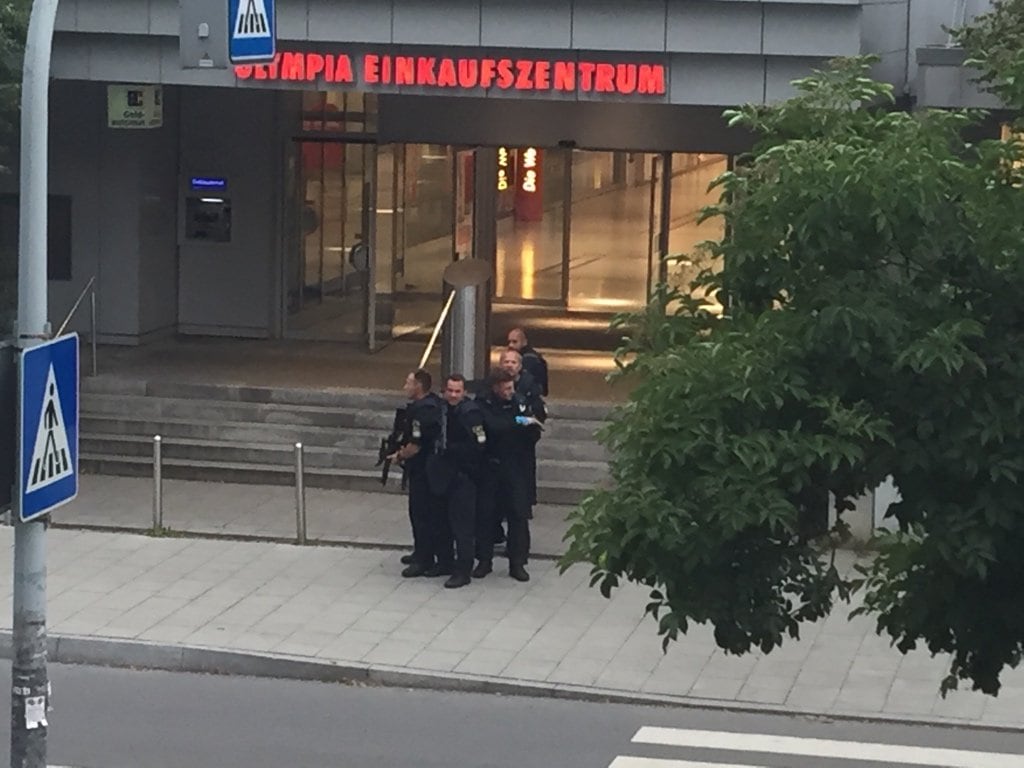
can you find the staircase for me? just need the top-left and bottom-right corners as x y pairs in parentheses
(79, 376), (610, 506)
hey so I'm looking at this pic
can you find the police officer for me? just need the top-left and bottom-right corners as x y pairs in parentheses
(499, 348), (547, 512)
(393, 369), (445, 578)
(427, 374), (486, 589)
(474, 370), (539, 582)
(507, 327), (549, 396)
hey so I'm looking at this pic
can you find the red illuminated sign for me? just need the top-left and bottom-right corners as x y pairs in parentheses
(235, 52), (666, 97)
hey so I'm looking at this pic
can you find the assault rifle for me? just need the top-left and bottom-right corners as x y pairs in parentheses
(376, 406), (409, 489)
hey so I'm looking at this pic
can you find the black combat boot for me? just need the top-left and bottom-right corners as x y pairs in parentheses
(472, 560), (493, 579)
(444, 571), (471, 589)
(509, 564), (530, 583)
(401, 562), (430, 578)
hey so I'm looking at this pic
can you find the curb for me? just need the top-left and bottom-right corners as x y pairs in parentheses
(0, 631), (1019, 734)
(48, 522), (566, 562)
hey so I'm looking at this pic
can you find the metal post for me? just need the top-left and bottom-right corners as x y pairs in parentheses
(152, 436), (163, 533)
(294, 443), (307, 545)
(440, 259), (491, 381)
(452, 286), (478, 379)
(13, 2), (61, 766)
(89, 288), (97, 377)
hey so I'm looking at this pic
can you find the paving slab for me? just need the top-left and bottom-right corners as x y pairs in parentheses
(2, 527), (1023, 729)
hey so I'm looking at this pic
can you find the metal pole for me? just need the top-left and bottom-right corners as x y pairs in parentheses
(294, 443), (307, 545)
(449, 286), (479, 380)
(89, 288), (97, 377)
(152, 436), (163, 533)
(13, 2), (61, 766)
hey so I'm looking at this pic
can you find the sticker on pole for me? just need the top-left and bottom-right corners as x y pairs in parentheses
(19, 334), (79, 522)
(228, 0), (276, 63)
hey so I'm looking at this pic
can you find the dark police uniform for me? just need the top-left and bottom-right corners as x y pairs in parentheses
(515, 369), (547, 510)
(476, 390), (533, 573)
(427, 398), (486, 579)
(403, 392), (444, 573)
(520, 345), (549, 397)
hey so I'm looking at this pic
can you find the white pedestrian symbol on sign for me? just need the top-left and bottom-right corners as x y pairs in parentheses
(26, 365), (73, 493)
(234, 0), (270, 38)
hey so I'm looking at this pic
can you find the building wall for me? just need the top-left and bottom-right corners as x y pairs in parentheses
(53, 0), (895, 107)
(176, 87), (282, 337)
(907, 0), (995, 89)
(378, 98), (751, 154)
(909, 0), (1001, 107)
(138, 87), (181, 340)
(35, 81), (183, 345)
(50, 0), (1006, 344)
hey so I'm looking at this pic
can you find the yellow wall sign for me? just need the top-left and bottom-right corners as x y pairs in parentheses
(497, 146), (511, 191)
(107, 85), (163, 129)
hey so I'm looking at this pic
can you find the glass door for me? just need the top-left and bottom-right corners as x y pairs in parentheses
(647, 154), (669, 298)
(286, 140), (376, 342)
(567, 150), (659, 312)
(454, 148), (475, 261)
(493, 147), (567, 304)
(375, 144), (458, 345)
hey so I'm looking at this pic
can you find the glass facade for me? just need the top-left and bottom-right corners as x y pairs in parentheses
(386, 144), (457, 338)
(667, 153), (728, 313)
(284, 92), (730, 346)
(494, 149), (729, 314)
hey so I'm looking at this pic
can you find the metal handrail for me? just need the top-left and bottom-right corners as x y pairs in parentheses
(418, 289), (456, 369)
(55, 275), (97, 376)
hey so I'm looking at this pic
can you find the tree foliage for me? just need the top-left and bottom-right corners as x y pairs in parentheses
(954, 0), (1024, 113)
(0, 0), (27, 338)
(0, 0), (28, 173)
(562, 56), (1024, 695)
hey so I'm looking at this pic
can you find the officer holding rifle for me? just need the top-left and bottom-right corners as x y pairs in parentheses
(390, 369), (446, 578)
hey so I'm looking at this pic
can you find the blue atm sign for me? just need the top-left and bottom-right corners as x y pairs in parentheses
(228, 0), (276, 64)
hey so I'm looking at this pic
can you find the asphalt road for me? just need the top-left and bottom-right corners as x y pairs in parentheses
(1, 664), (1022, 768)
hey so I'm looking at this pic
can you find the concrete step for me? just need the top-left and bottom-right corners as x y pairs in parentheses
(82, 375), (613, 421)
(79, 377), (608, 506)
(82, 394), (391, 430)
(79, 455), (592, 506)
(81, 411), (606, 448)
(81, 434), (609, 485)
(82, 394), (607, 440)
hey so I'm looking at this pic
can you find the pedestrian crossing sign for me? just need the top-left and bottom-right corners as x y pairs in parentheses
(19, 334), (78, 522)
(228, 0), (276, 63)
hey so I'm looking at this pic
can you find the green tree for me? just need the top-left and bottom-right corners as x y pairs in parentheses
(0, 0), (29, 337)
(953, 0), (1024, 115)
(0, 0), (28, 171)
(563, 56), (1024, 695)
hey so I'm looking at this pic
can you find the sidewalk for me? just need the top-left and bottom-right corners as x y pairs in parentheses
(57, 474), (571, 557)
(7, 474), (1024, 729)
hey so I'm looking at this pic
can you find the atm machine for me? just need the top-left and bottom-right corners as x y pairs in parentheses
(180, 175), (232, 243)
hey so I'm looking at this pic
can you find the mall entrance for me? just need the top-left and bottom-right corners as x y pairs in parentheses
(282, 93), (729, 354)
(491, 148), (728, 351)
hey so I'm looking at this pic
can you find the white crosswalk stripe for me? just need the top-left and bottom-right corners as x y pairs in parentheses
(612, 758), (770, 768)
(605, 727), (1024, 768)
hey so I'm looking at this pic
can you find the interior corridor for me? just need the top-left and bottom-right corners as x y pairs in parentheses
(284, 137), (729, 353)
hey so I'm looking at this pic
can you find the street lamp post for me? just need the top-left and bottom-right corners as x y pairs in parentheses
(12, 2), (61, 767)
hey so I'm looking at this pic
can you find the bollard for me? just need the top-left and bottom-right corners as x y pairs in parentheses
(294, 442), (307, 544)
(152, 435), (163, 533)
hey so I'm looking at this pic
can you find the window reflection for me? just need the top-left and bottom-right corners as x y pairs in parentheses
(668, 153), (728, 313)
